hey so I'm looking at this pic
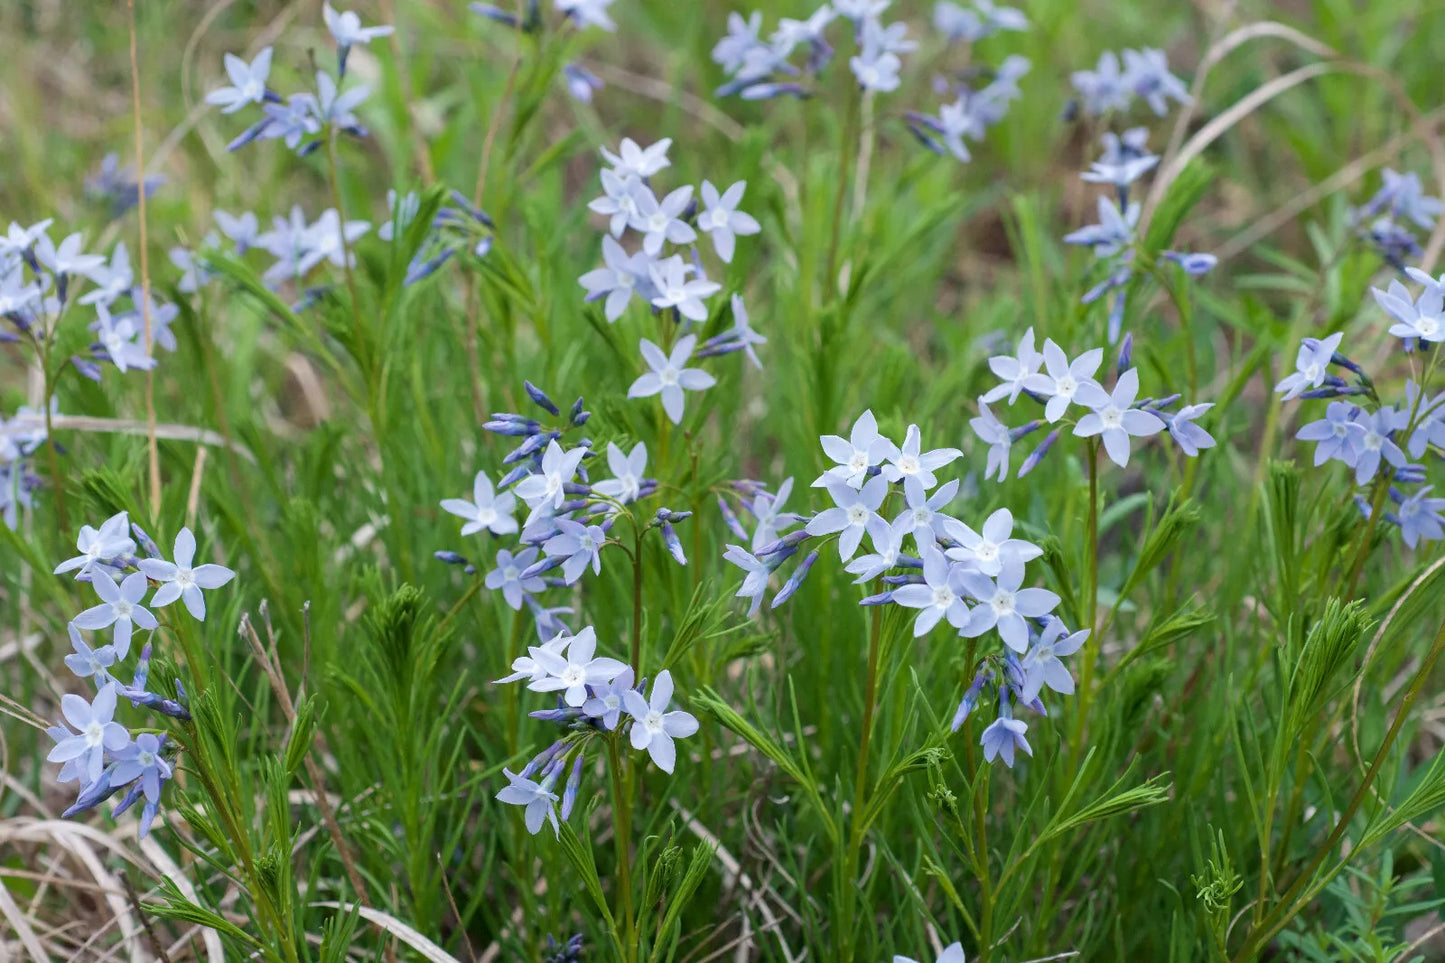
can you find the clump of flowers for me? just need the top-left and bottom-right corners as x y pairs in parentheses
(1348, 168), (1444, 269)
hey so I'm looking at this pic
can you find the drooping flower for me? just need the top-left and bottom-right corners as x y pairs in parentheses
(622, 669), (700, 774)
(1165, 403), (1216, 457)
(749, 477), (798, 552)
(496, 766), (561, 837)
(579, 235), (651, 321)
(1395, 486), (1445, 548)
(969, 402), (1012, 482)
(723, 544), (773, 617)
(108, 732), (173, 837)
(980, 699), (1031, 767)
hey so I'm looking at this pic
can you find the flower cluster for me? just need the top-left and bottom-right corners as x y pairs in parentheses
(971, 327), (1215, 477)
(1277, 273), (1445, 547)
(578, 136), (765, 423)
(1348, 168), (1444, 269)
(721, 411), (1089, 767)
(1070, 47), (1190, 117)
(1064, 126), (1216, 343)
(45, 512), (236, 837)
(0, 401), (50, 529)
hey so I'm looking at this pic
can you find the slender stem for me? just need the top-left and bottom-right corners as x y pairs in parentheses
(606, 736), (636, 962)
(974, 762), (993, 962)
(837, 588), (885, 962)
(823, 87), (863, 305)
(1070, 440), (1101, 754)
(126, 0), (161, 517)
(1341, 477), (1390, 600)
(631, 528), (644, 678)
(324, 131), (368, 366)
(41, 364), (68, 531)
(1232, 615), (1445, 961)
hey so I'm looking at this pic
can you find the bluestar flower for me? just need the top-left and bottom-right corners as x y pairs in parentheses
(0, 218), (52, 259)
(958, 556), (1059, 651)
(981, 698), (1030, 766)
(323, 3), (394, 47)
(835, 0), (890, 21)
(593, 442), (648, 505)
(969, 402), (1011, 482)
(1166, 403), (1216, 457)
(1071, 50), (1129, 115)
(772, 6), (835, 55)
(109, 732), (173, 837)
(259, 94), (323, 150)
(648, 256), (720, 320)
(206, 48), (274, 113)
(623, 669), (700, 774)
(881, 424), (962, 489)
(55, 511), (135, 578)
(602, 137), (672, 180)
(630, 185), (697, 256)
(892, 546), (970, 636)
(497, 766), (561, 836)
(557, 0), (617, 31)
(815, 409), (893, 488)
(563, 63), (603, 103)
(1373, 278), (1445, 343)
(1122, 47), (1190, 116)
(894, 941), (967, 963)
(47, 683), (129, 784)
(807, 476), (890, 561)
(36, 232), (105, 282)
(1404, 385), (1445, 459)
(442, 471), (519, 537)
(897, 477), (960, 550)
(64, 623), (117, 687)
(698, 180), (761, 263)
(845, 515), (911, 582)
(723, 543), (774, 617)
(701, 293), (767, 368)
(1351, 407), (1407, 484)
(942, 507), (1041, 577)
(1020, 339), (1108, 422)
(935, 0), (1026, 42)
(713, 11), (765, 72)
(138, 527), (237, 621)
(93, 304), (156, 374)
(583, 665), (635, 729)
(1275, 332), (1344, 400)
(543, 518), (607, 583)
(515, 440), (589, 517)
(1353, 168), (1443, 230)
(850, 47), (901, 92)
(980, 327), (1044, 405)
(1073, 368), (1164, 467)
(1161, 251), (1217, 275)
(72, 570), (157, 659)
(529, 626), (626, 706)
(1295, 401), (1364, 468)
(297, 208), (370, 274)
(628, 335), (716, 424)
(749, 477), (798, 552)
(588, 169), (643, 238)
(861, 17), (916, 56)
(579, 236), (652, 322)
(214, 209), (260, 253)
(496, 628), (571, 683)
(78, 243), (132, 307)
(1081, 128), (1158, 190)
(1019, 617), (1088, 703)
(951, 669), (991, 731)
(1064, 196), (1139, 257)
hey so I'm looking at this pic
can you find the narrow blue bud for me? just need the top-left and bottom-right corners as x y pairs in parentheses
(882, 573), (925, 585)
(64, 768), (119, 817)
(560, 752), (585, 820)
(756, 530), (810, 557)
(524, 380), (560, 416)
(951, 670), (992, 732)
(771, 550), (819, 608)
(1116, 331), (1134, 373)
(434, 550), (470, 566)
(717, 497), (749, 540)
(660, 521), (687, 565)
(521, 555), (567, 579)
(860, 590), (896, 606)
(497, 462), (535, 489)
(130, 523), (163, 559)
(1007, 420), (1042, 443)
(521, 740), (567, 779)
(71, 355), (104, 381)
(484, 420), (539, 437)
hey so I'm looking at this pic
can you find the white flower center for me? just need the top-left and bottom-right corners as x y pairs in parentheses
(602, 693), (620, 712)
(847, 504), (869, 526)
(1331, 421), (1349, 438)
(990, 589), (1016, 616)
(579, 534), (596, 552)
(560, 665), (586, 687)
(1419, 317), (1439, 337)
(1362, 431), (1382, 452)
(660, 365), (679, 386)
(664, 283), (686, 303)
(175, 568), (196, 590)
(932, 585), (955, 607)
(1056, 375), (1078, 397)
(242, 78), (264, 101)
(647, 212), (670, 232)
(618, 195), (637, 216)
(84, 721), (105, 747)
(1100, 405), (1123, 430)
(503, 565), (519, 581)
(114, 600), (133, 619)
(848, 452), (869, 473)
(976, 541), (998, 562)
(644, 710), (665, 733)
(138, 750), (155, 767)
(1304, 362), (1322, 383)
(913, 507), (932, 526)
(476, 506), (497, 524)
(897, 455), (919, 475)
(1401, 502), (1419, 518)
(615, 269), (635, 289)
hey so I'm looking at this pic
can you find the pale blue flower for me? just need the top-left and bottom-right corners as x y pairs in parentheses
(845, 515), (911, 582)
(897, 477), (960, 550)
(942, 507), (1040, 577)
(1165, 403), (1215, 457)
(1019, 617), (1088, 703)
(138, 527), (236, 621)
(850, 48), (901, 92)
(583, 665), (635, 730)
(1373, 278), (1445, 343)
(981, 327), (1043, 405)
(1071, 51), (1129, 115)
(47, 684), (129, 784)
(442, 471), (519, 536)
(486, 547), (547, 611)
(1350, 407), (1407, 484)
(724, 544), (773, 617)
(1073, 368), (1165, 468)
(749, 477), (798, 552)
(54, 511), (135, 578)
(495, 628), (571, 683)
(623, 669), (699, 774)
(806, 476), (890, 560)
(557, 0), (617, 32)
(631, 185), (697, 256)
(497, 766), (561, 836)
(881, 424), (962, 489)
(63, 623), (117, 687)
(214, 209), (261, 252)
(892, 545), (970, 636)
(602, 137), (672, 180)
(109, 732), (173, 837)
(71, 570), (157, 659)
(894, 941), (967, 963)
(628, 335), (716, 424)
(79, 243), (132, 307)
(958, 556), (1060, 651)
(1063, 197), (1138, 256)
(529, 626), (626, 706)
(205, 48), (274, 113)
(1122, 47), (1190, 116)
(588, 169), (644, 238)
(969, 402), (1011, 482)
(579, 236), (653, 321)
(713, 11), (765, 73)
(1395, 486), (1445, 548)
(981, 699), (1030, 766)
(1020, 338), (1108, 422)
(815, 409), (893, 488)
(323, 3), (394, 46)
(514, 440), (588, 516)
(1295, 401), (1363, 468)
(543, 518), (607, 584)
(1275, 332), (1344, 400)
(698, 180), (761, 263)
(36, 232), (105, 279)
(593, 442), (647, 505)
(648, 255), (720, 321)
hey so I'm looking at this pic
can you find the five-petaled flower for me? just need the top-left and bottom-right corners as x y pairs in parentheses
(623, 669), (700, 774)
(628, 335), (717, 425)
(138, 528), (237, 621)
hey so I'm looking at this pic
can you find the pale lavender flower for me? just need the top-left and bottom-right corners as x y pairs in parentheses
(514, 440), (589, 516)
(724, 544), (772, 617)
(1373, 279), (1445, 343)
(970, 402), (1011, 482)
(649, 255), (721, 320)
(297, 208), (370, 274)
(713, 11), (765, 73)
(79, 243), (132, 307)
(588, 169), (644, 238)
(835, 0), (890, 21)
(442, 471), (519, 536)
(1021, 339), (1108, 422)
(63, 623), (117, 687)
(698, 180), (761, 263)
(530, 626), (626, 706)
(138, 527), (236, 621)
(215, 209), (261, 252)
(1122, 47), (1190, 116)
(109, 732), (173, 837)
(707, 293), (767, 368)
(958, 557), (1060, 651)
(981, 700), (1030, 766)
(495, 628), (571, 683)
(892, 545), (969, 636)
(1351, 407), (1407, 484)
(205, 48), (274, 113)
(628, 335), (716, 424)
(1071, 50), (1130, 115)
(323, 3), (394, 46)
(749, 477), (798, 552)
(557, 0), (617, 31)
(894, 942), (967, 963)
(593, 442), (647, 505)
(563, 63), (603, 103)
(37, 232), (105, 280)
(583, 665), (635, 730)
(815, 409), (894, 489)
(897, 477), (960, 550)
(1295, 401), (1363, 468)
(1396, 486), (1445, 548)
(602, 137), (672, 180)
(623, 669), (700, 774)
(543, 518), (607, 583)
(631, 186), (697, 256)
(47, 684), (129, 784)
(1073, 368), (1165, 468)
(1165, 403), (1216, 457)
(845, 515), (910, 582)
(496, 767), (560, 836)
(579, 236), (652, 321)
(1063, 196), (1138, 257)
(258, 93), (322, 150)
(850, 48), (901, 92)
(806, 476), (890, 560)
(1019, 618), (1088, 703)
(1275, 332), (1344, 400)
(486, 547), (548, 611)
(942, 507), (1040, 577)
(71, 570), (158, 659)
(54, 511), (135, 578)
(94, 305), (156, 374)
(980, 327), (1043, 405)
(0, 218), (53, 259)
(881, 424), (962, 489)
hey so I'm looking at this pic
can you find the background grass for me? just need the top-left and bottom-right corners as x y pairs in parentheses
(3, 0), (1445, 960)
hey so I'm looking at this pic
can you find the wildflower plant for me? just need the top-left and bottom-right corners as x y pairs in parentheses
(8, 3), (1445, 963)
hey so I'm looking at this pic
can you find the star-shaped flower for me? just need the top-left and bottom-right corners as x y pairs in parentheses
(627, 335), (716, 425)
(593, 441), (648, 506)
(72, 569), (158, 659)
(47, 683), (129, 784)
(623, 669), (700, 774)
(441, 471), (518, 537)
(138, 527), (237, 621)
(529, 626), (626, 707)
(815, 409), (895, 489)
(880, 424), (962, 489)
(514, 440), (588, 516)
(54, 511), (135, 578)
(205, 47), (274, 113)
(957, 556), (1060, 651)
(485, 547), (548, 611)
(1073, 368), (1164, 468)
(805, 476), (890, 560)
(697, 180), (761, 263)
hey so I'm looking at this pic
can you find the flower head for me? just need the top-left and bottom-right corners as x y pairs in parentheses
(627, 335), (716, 424)
(138, 527), (237, 621)
(442, 471), (519, 537)
(206, 48), (274, 113)
(622, 669), (700, 774)
(71, 569), (158, 659)
(47, 683), (129, 784)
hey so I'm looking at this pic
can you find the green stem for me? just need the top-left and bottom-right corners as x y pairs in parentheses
(1341, 478), (1390, 600)
(324, 130), (368, 370)
(606, 737), (636, 962)
(1232, 615), (1445, 960)
(631, 528), (644, 677)
(1069, 440), (1101, 755)
(824, 88), (862, 306)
